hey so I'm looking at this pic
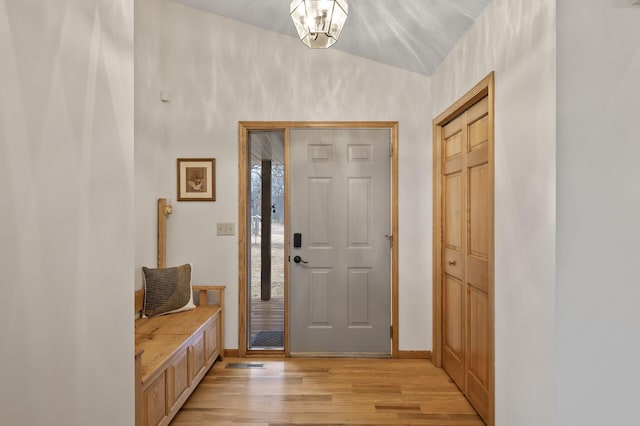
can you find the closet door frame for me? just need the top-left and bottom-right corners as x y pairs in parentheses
(432, 72), (495, 425)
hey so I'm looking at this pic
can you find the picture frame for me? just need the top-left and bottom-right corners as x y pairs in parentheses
(177, 158), (216, 201)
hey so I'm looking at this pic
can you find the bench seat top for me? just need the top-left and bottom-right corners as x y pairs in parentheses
(135, 305), (221, 383)
(135, 305), (221, 336)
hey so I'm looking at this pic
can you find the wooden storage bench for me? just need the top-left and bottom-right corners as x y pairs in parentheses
(134, 286), (225, 426)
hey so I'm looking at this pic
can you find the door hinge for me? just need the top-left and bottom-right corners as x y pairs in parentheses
(390, 325), (393, 338)
(389, 142), (393, 157)
(385, 234), (393, 248)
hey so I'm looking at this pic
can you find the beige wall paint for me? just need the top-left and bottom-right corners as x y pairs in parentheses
(134, 0), (432, 351)
(0, 0), (135, 424)
(431, 1), (557, 425)
(557, 2), (640, 425)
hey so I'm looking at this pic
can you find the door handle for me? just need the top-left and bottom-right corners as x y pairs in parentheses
(448, 260), (456, 266)
(293, 255), (308, 264)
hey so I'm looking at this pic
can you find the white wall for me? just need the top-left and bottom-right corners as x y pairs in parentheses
(0, 0), (134, 425)
(134, 0), (432, 351)
(557, 2), (640, 425)
(431, 1), (556, 425)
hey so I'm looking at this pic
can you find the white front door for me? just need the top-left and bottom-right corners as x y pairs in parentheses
(290, 129), (391, 354)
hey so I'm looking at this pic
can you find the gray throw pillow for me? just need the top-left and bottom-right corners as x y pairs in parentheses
(142, 264), (195, 318)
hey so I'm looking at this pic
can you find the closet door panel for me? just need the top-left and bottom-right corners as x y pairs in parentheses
(465, 96), (491, 423)
(443, 275), (465, 387)
(441, 116), (466, 390)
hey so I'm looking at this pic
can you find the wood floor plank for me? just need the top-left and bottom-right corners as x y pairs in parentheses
(171, 358), (484, 425)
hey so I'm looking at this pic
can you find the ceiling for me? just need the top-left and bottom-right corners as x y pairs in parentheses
(250, 131), (285, 165)
(170, 0), (491, 76)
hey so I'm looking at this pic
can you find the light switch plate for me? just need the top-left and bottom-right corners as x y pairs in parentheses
(217, 223), (235, 236)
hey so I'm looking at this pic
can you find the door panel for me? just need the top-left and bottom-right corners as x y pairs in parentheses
(467, 369), (490, 422)
(469, 163), (489, 258)
(468, 287), (489, 384)
(445, 132), (463, 159)
(348, 144), (372, 162)
(347, 178), (371, 246)
(468, 116), (488, 149)
(467, 284), (490, 421)
(445, 174), (463, 249)
(309, 269), (331, 326)
(308, 178), (331, 246)
(468, 144), (488, 168)
(467, 100), (488, 124)
(309, 144), (332, 162)
(444, 116), (463, 139)
(444, 276), (464, 356)
(290, 129), (391, 354)
(467, 255), (489, 294)
(348, 268), (371, 326)
(443, 276), (465, 387)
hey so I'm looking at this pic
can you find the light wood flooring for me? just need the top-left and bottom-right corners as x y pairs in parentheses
(171, 357), (484, 425)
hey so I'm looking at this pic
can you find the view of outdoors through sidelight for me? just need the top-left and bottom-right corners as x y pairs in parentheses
(248, 131), (285, 349)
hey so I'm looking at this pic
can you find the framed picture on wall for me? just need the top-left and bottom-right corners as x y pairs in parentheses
(177, 158), (216, 201)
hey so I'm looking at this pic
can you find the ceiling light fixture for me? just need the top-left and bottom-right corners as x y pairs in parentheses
(290, 0), (348, 48)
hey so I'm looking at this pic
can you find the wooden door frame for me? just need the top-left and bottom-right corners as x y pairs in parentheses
(432, 73), (495, 424)
(238, 121), (399, 358)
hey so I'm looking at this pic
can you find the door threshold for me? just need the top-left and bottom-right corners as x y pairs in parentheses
(289, 352), (391, 359)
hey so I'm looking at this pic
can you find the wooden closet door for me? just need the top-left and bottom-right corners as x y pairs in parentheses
(465, 98), (491, 421)
(439, 95), (492, 424)
(442, 116), (466, 389)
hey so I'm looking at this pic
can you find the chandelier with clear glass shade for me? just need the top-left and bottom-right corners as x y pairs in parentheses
(290, 0), (349, 48)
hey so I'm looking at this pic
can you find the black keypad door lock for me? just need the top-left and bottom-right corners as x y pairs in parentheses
(293, 233), (302, 248)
